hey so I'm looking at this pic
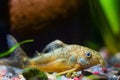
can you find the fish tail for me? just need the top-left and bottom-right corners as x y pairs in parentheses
(0, 35), (33, 68)
(0, 38), (33, 58)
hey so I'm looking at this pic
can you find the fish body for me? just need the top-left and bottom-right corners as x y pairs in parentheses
(0, 35), (105, 75)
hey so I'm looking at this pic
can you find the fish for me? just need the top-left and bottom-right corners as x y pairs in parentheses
(0, 35), (105, 75)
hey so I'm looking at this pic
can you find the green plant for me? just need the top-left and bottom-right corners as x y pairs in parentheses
(0, 39), (33, 58)
(89, 0), (120, 54)
(22, 68), (48, 80)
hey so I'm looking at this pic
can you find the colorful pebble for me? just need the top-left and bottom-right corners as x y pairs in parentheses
(93, 71), (100, 75)
(73, 77), (79, 80)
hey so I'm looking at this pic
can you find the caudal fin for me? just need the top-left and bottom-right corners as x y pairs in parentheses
(7, 35), (29, 59)
(0, 35), (33, 68)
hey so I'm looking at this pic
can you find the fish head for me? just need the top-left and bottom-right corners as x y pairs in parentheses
(76, 46), (105, 68)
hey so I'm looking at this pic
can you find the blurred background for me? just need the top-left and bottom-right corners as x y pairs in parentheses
(0, 0), (119, 57)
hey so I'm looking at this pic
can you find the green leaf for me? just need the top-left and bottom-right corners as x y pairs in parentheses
(0, 39), (34, 58)
(99, 0), (120, 35)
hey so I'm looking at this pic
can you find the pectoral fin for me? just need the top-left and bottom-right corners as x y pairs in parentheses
(56, 64), (81, 76)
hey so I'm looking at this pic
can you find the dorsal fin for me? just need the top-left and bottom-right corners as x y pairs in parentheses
(42, 40), (66, 53)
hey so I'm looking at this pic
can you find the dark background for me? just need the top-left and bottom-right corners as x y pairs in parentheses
(0, 0), (10, 53)
(0, 0), (103, 56)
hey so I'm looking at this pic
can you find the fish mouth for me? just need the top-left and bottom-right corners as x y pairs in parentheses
(95, 54), (106, 67)
(92, 52), (106, 67)
(99, 59), (106, 67)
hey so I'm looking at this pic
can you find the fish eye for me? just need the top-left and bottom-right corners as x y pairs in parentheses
(85, 52), (91, 57)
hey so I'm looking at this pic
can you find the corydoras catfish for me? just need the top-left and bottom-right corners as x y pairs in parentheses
(0, 35), (105, 75)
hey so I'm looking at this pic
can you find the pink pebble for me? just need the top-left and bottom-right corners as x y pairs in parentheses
(0, 75), (3, 79)
(93, 71), (99, 75)
(11, 77), (21, 80)
(73, 77), (79, 80)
